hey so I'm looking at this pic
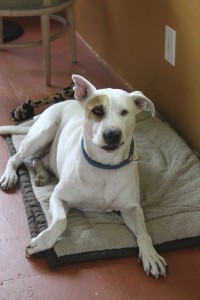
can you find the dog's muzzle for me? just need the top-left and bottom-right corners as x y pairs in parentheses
(102, 129), (123, 152)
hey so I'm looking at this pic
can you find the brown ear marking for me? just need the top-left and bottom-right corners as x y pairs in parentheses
(85, 95), (110, 121)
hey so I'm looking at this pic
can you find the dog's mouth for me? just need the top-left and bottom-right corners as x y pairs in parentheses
(101, 142), (124, 152)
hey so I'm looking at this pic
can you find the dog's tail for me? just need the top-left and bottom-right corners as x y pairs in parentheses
(0, 125), (30, 135)
(0, 117), (39, 136)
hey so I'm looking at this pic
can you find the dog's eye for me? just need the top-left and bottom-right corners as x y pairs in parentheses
(91, 106), (104, 117)
(121, 109), (129, 116)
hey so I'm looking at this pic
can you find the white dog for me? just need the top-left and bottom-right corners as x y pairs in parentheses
(0, 75), (167, 278)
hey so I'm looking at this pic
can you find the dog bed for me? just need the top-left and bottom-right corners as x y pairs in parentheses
(6, 112), (200, 268)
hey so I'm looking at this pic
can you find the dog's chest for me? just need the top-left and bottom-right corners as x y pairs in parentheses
(75, 174), (127, 212)
(56, 160), (138, 213)
(80, 173), (122, 211)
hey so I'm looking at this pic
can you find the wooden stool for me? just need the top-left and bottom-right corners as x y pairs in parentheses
(0, 0), (76, 86)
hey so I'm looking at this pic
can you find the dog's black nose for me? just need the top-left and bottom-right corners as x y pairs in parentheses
(103, 129), (122, 145)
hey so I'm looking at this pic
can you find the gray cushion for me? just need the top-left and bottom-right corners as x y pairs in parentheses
(0, 0), (70, 10)
(7, 111), (200, 268)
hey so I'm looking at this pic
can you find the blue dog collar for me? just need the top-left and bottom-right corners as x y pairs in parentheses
(81, 138), (137, 170)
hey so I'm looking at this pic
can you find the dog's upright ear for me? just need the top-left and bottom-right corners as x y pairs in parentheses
(131, 91), (155, 116)
(72, 74), (96, 103)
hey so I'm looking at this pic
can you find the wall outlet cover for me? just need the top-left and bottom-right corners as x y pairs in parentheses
(165, 25), (176, 66)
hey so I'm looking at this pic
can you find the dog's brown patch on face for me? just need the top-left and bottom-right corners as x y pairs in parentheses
(85, 95), (110, 121)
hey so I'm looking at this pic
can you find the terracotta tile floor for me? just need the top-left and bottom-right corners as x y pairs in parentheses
(0, 17), (200, 300)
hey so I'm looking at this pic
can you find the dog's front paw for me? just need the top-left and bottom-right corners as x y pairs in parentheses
(26, 229), (55, 256)
(137, 234), (167, 278)
(0, 171), (18, 190)
(139, 250), (167, 278)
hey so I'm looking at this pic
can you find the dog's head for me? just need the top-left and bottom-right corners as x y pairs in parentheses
(72, 74), (155, 153)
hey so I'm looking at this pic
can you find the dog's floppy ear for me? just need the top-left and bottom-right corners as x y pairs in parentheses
(72, 74), (96, 102)
(131, 91), (155, 116)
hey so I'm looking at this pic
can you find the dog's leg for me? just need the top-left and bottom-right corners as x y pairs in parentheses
(26, 193), (68, 255)
(0, 153), (20, 190)
(121, 206), (167, 278)
(0, 122), (57, 190)
(33, 158), (50, 187)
